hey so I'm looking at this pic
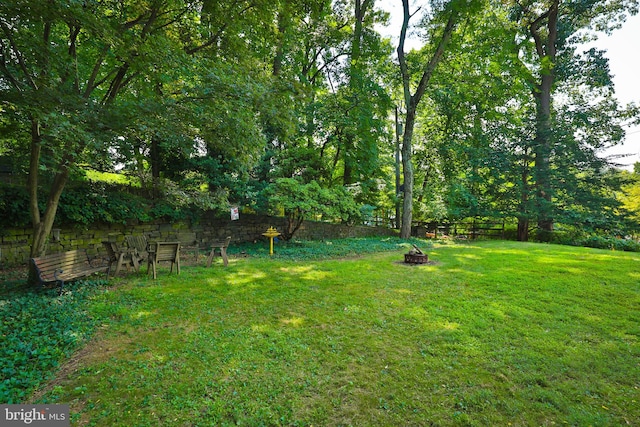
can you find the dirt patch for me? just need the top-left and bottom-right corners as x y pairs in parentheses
(26, 326), (121, 404)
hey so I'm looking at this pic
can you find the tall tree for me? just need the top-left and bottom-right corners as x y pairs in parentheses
(509, 0), (638, 239)
(409, 4), (530, 227)
(1, 0), (186, 257)
(0, 0), (288, 261)
(0, 0), (205, 258)
(396, 0), (479, 238)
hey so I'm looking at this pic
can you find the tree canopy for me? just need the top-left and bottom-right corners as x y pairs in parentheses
(1, 0), (638, 255)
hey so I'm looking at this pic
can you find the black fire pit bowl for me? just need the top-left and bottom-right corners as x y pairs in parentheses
(404, 253), (428, 264)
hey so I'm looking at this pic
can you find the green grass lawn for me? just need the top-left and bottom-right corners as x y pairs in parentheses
(30, 240), (640, 426)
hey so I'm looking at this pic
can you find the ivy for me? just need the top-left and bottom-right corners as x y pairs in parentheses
(0, 280), (110, 404)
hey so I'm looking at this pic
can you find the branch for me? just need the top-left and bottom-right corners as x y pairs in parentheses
(151, 6), (191, 32)
(60, 24), (81, 91)
(528, 2), (555, 59)
(413, 10), (459, 104)
(102, 62), (130, 103)
(95, 2), (166, 101)
(0, 39), (23, 90)
(186, 26), (225, 55)
(397, 0), (412, 108)
(0, 19), (38, 90)
(546, 1), (558, 61)
(123, 14), (148, 30)
(186, 3), (256, 55)
(83, 45), (110, 98)
(309, 50), (349, 84)
(140, 4), (160, 39)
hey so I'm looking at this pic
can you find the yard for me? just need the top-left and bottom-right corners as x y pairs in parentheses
(4, 239), (640, 426)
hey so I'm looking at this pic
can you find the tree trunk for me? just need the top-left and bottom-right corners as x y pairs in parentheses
(400, 109), (416, 238)
(517, 217), (529, 242)
(343, 134), (355, 186)
(534, 85), (553, 237)
(150, 136), (161, 198)
(272, 7), (290, 76)
(341, 0), (371, 186)
(30, 168), (70, 258)
(28, 119), (42, 239)
(530, 0), (558, 238)
(395, 106), (402, 229)
(397, 1), (459, 239)
(284, 210), (304, 241)
(517, 152), (531, 241)
(28, 119), (70, 260)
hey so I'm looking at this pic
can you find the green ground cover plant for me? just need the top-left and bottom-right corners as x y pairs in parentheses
(0, 279), (111, 403)
(7, 239), (640, 426)
(230, 236), (422, 260)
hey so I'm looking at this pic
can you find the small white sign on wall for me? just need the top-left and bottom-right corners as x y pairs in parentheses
(230, 206), (239, 221)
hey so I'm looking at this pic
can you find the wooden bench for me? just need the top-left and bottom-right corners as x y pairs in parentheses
(206, 236), (231, 267)
(30, 249), (108, 292)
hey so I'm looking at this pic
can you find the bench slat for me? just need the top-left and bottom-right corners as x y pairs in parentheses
(34, 259), (86, 269)
(55, 267), (106, 280)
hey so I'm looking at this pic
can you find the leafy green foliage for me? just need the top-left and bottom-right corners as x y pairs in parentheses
(0, 186), (31, 227)
(264, 178), (361, 240)
(0, 179), (226, 227)
(552, 233), (640, 252)
(0, 280), (111, 404)
(1, 0), (638, 252)
(619, 166), (640, 228)
(59, 184), (151, 225)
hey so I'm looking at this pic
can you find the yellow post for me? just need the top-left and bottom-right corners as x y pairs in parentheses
(262, 227), (281, 255)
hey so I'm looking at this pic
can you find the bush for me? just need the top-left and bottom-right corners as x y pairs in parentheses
(552, 233), (640, 252)
(0, 186), (32, 227)
(0, 180), (210, 227)
(581, 236), (640, 252)
(264, 178), (362, 240)
(60, 183), (152, 225)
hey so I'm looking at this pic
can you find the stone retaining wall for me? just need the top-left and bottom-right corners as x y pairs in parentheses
(0, 214), (397, 267)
